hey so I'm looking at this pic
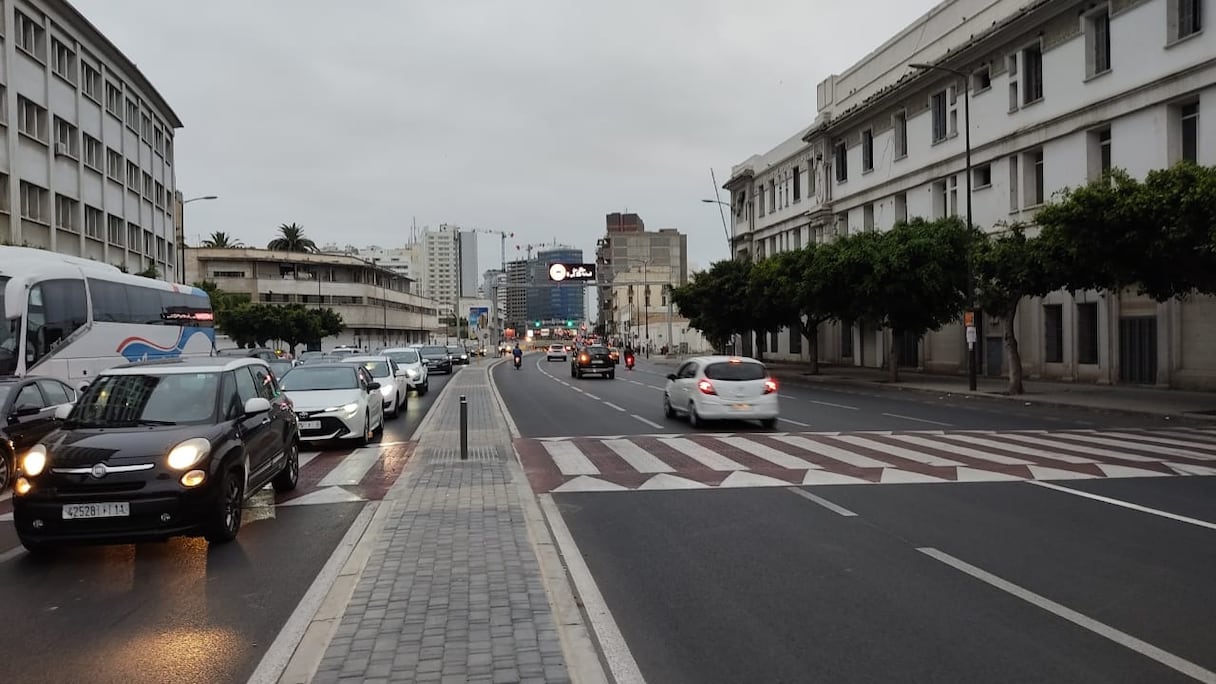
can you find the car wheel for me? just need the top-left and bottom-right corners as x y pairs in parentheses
(420, 381), (429, 396)
(760, 417), (778, 430)
(688, 402), (702, 428)
(0, 445), (12, 492)
(18, 536), (54, 557)
(663, 395), (676, 419)
(204, 467), (244, 544)
(272, 440), (299, 492)
(607, 371), (615, 380)
(388, 395), (399, 419)
(359, 411), (372, 446)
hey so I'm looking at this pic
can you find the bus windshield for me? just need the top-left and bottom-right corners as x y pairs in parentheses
(0, 277), (19, 376)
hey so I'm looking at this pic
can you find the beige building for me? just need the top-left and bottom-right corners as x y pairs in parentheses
(185, 247), (442, 350)
(595, 213), (689, 345)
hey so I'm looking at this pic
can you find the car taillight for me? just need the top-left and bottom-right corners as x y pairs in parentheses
(764, 379), (778, 394)
(697, 379), (716, 395)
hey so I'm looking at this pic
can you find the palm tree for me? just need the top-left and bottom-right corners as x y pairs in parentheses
(202, 231), (243, 248)
(267, 223), (317, 252)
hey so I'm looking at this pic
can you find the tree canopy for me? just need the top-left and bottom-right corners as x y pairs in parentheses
(267, 223), (318, 253)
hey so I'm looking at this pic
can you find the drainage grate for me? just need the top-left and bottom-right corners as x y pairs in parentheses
(426, 446), (500, 463)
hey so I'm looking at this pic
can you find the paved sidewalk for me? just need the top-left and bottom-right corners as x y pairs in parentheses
(312, 364), (572, 684)
(648, 356), (1216, 418)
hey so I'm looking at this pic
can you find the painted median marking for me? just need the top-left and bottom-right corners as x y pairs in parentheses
(1028, 481), (1216, 531)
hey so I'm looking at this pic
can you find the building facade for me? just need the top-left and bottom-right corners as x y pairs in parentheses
(322, 243), (423, 284)
(1, 0), (181, 280)
(504, 259), (529, 332)
(594, 213), (689, 342)
(185, 247), (442, 350)
(725, 0), (1215, 389)
(527, 246), (586, 325)
(457, 229), (478, 300)
(420, 224), (458, 309)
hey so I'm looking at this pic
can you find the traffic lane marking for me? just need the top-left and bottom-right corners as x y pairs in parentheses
(1028, 481), (1216, 531)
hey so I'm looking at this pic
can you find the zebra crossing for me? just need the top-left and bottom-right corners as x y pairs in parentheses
(514, 427), (1216, 493)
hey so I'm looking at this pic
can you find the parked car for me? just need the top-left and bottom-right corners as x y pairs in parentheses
(546, 344), (568, 362)
(0, 376), (78, 492)
(380, 347), (429, 395)
(341, 355), (407, 418)
(10, 357), (299, 552)
(418, 346), (453, 375)
(279, 363), (384, 444)
(571, 345), (615, 379)
(663, 356), (779, 429)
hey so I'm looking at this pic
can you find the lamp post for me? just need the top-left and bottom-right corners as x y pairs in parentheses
(179, 195), (218, 284)
(910, 62), (977, 391)
(700, 198), (733, 255)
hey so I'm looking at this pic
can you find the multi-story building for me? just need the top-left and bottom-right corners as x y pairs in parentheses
(418, 224), (479, 309)
(322, 243), (423, 284)
(724, 0), (1214, 389)
(1, 0), (181, 280)
(458, 230), (478, 300)
(185, 247), (442, 349)
(504, 259), (529, 332)
(594, 213), (688, 342)
(527, 246), (586, 325)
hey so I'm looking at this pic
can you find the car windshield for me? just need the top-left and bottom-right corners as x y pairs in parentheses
(704, 362), (767, 381)
(351, 360), (390, 377)
(268, 361), (294, 376)
(385, 350), (420, 364)
(69, 372), (221, 426)
(447, 346), (462, 353)
(586, 346), (609, 354)
(281, 366), (359, 391)
(0, 277), (17, 376)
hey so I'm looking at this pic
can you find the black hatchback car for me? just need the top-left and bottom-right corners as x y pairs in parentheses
(10, 357), (299, 553)
(419, 345), (453, 374)
(0, 376), (78, 491)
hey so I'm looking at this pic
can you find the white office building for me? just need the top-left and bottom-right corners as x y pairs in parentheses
(418, 224), (478, 311)
(725, 0), (1214, 389)
(322, 243), (423, 286)
(0, 0), (180, 279)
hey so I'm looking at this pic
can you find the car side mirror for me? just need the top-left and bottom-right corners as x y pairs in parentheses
(54, 403), (74, 420)
(243, 397), (272, 415)
(367, 381), (381, 391)
(666, 373), (677, 381)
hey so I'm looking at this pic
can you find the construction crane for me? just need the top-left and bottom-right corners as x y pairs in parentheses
(468, 228), (515, 271)
(515, 240), (558, 262)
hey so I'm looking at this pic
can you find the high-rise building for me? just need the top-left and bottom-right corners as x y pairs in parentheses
(421, 224), (459, 309)
(595, 214), (687, 337)
(458, 230), (478, 299)
(504, 259), (529, 331)
(527, 246), (586, 325)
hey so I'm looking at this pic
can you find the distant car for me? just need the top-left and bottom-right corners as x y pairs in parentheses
(0, 376), (78, 492)
(663, 356), (779, 429)
(446, 345), (470, 365)
(267, 359), (295, 380)
(419, 345), (453, 374)
(279, 363), (385, 444)
(342, 355), (407, 418)
(216, 347), (278, 362)
(381, 347), (429, 395)
(297, 351), (325, 364)
(327, 346), (360, 358)
(11, 357), (299, 552)
(571, 345), (615, 380)
(546, 344), (567, 362)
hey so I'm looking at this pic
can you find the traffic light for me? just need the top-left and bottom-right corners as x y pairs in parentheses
(566, 320), (574, 327)
(534, 320), (541, 328)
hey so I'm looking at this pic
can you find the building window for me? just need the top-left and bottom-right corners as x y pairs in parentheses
(789, 324), (802, 355)
(972, 66), (992, 92)
(1007, 54), (1020, 112)
(20, 182), (49, 222)
(931, 90), (948, 142)
(54, 117), (78, 157)
(18, 97), (48, 142)
(84, 205), (103, 240)
(105, 82), (122, 117)
(0, 174), (9, 213)
(55, 194), (79, 232)
(142, 172), (153, 198)
(83, 134), (102, 171)
(1088, 127), (1112, 181)
(974, 164), (992, 188)
(1044, 304), (1064, 363)
(949, 175), (959, 216)
(127, 223), (140, 251)
(164, 137), (173, 164)
(107, 215), (124, 245)
(1181, 102), (1199, 163)
(106, 148), (123, 182)
(141, 113), (152, 140)
(1008, 155), (1020, 211)
(1076, 302), (1099, 364)
(757, 185), (765, 217)
(893, 110), (907, 158)
(143, 230), (154, 256)
(894, 192), (908, 224)
(154, 126), (164, 155)
(861, 129), (874, 172)
(1028, 149), (1045, 206)
(792, 165), (802, 202)
(863, 203), (875, 231)
(769, 330), (779, 353)
(125, 98), (139, 130)
(154, 181), (165, 207)
(932, 179), (948, 219)
(81, 62), (101, 101)
(768, 179), (776, 212)
(15, 11), (47, 61)
(126, 161), (139, 189)
(51, 38), (77, 83)
(1086, 8), (1111, 77)
(1022, 43), (1044, 104)
(841, 322), (854, 358)
(834, 142), (848, 182)
(1171, 0), (1203, 41)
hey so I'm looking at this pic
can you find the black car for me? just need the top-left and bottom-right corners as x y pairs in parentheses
(0, 376), (78, 491)
(571, 345), (615, 379)
(419, 345), (453, 374)
(446, 345), (470, 365)
(10, 357), (299, 553)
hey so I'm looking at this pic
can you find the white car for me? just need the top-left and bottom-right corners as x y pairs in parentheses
(279, 363), (385, 444)
(380, 347), (429, 395)
(662, 356), (779, 429)
(546, 344), (567, 362)
(342, 355), (408, 418)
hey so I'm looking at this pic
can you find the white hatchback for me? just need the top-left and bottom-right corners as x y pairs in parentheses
(546, 344), (568, 362)
(342, 355), (408, 418)
(663, 356), (779, 429)
(380, 347), (429, 396)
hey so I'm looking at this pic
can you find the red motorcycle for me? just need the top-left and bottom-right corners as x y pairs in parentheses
(625, 354), (635, 370)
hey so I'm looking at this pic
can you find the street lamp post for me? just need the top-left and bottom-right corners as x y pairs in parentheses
(910, 62), (977, 391)
(700, 198), (733, 255)
(179, 195), (218, 284)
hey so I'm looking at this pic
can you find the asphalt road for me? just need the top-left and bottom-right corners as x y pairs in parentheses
(495, 354), (1196, 437)
(555, 477), (1216, 684)
(0, 369), (453, 684)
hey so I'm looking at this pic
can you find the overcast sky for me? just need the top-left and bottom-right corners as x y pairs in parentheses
(73, 0), (937, 274)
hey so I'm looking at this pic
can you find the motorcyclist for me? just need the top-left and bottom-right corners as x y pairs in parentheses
(512, 343), (523, 367)
(623, 343), (635, 369)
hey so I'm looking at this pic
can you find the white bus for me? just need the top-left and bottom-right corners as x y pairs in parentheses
(1, 246), (215, 389)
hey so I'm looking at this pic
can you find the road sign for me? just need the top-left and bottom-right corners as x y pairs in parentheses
(547, 263), (596, 282)
(963, 311), (975, 327)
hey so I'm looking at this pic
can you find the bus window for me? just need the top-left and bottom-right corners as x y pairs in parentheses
(26, 280), (87, 367)
(88, 278), (132, 323)
(0, 277), (17, 375)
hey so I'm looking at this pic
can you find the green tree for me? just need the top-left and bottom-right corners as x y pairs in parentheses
(267, 223), (317, 253)
(794, 242), (851, 374)
(201, 231), (243, 248)
(134, 265), (159, 279)
(670, 259), (755, 352)
(973, 225), (1059, 395)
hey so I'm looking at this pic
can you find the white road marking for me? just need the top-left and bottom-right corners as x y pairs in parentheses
(881, 412), (953, 427)
(1055, 432), (1216, 461)
(918, 546), (1216, 683)
(0, 546), (25, 564)
(961, 434), (1098, 464)
(603, 439), (675, 473)
(787, 487), (858, 516)
(1000, 433), (1165, 462)
(779, 417), (811, 427)
(543, 441), (600, 476)
(631, 414), (665, 430)
(539, 496), (646, 684)
(887, 434), (1035, 465)
(1102, 431), (1216, 452)
(772, 435), (891, 469)
(833, 435), (965, 467)
(583, 393), (601, 401)
(659, 437), (747, 470)
(810, 399), (860, 410)
(1029, 481), (1216, 531)
(318, 448), (382, 487)
(603, 402), (626, 412)
(718, 436), (820, 470)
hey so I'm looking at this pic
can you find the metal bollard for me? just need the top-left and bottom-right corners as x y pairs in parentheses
(459, 394), (468, 460)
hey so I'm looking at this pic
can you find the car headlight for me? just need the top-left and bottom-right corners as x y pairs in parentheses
(167, 437), (211, 470)
(323, 402), (360, 417)
(380, 384), (393, 397)
(22, 444), (48, 476)
(405, 368), (419, 378)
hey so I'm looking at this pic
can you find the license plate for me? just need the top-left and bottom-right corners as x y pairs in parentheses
(731, 403), (751, 410)
(299, 420), (322, 430)
(593, 360), (605, 365)
(63, 502), (130, 519)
